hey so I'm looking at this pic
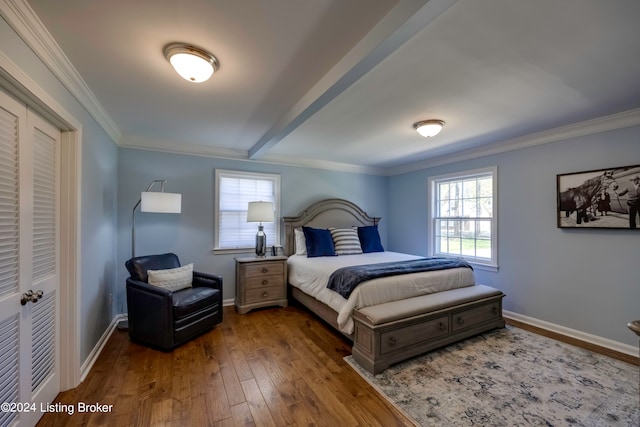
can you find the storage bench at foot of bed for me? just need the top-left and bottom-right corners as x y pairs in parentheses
(351, 284), (505, 374)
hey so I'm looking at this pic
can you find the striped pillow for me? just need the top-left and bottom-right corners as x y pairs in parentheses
(329, 228), (363, 255)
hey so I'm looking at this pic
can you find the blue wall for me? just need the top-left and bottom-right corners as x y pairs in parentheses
(116, 148), (388, 308)
(388, 125), (640, 347)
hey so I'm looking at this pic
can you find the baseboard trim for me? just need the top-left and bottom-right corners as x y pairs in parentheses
(503, 310), (639, 366)
(80, 314), (126, 381)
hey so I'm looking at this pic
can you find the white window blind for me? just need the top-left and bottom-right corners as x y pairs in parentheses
(215, 170), (280, 250)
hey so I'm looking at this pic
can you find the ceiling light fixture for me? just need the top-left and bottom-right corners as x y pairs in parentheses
(413, 119), (445, 138)
(163, 43), (219, 83)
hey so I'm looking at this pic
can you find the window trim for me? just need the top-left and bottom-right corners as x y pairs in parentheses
(214, 169), (281, 254)
(427, 166), (498, 271)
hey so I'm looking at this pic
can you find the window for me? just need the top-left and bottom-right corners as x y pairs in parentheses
(214, 170), (281, 252)
(428, 167), (497, 270)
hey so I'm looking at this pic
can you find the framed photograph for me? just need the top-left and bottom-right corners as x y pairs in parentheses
(557, 164), (640, 229)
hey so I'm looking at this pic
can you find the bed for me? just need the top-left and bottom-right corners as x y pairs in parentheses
(283, 198), (505, 374)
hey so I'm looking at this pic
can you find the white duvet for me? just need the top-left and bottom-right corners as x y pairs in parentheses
(287, 251), (475, 334)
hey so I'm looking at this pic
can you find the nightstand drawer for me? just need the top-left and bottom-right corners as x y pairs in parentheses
(245, 274), (283, 290)
(244, 262), (284, 278)
(245, 285), (286, 304)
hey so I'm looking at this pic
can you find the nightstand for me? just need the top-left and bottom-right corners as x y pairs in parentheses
(235, 256), (288, 314)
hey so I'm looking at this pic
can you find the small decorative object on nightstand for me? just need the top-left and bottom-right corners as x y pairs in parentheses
(235, 256), (288, 314)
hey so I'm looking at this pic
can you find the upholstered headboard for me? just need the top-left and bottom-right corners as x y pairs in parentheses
(282, 198), (380, 256)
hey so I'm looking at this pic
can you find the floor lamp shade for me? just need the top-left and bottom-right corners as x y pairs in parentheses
(247, 201), (274, 257)
(141, 191), (182, 213)
(132, 180), (182, 259)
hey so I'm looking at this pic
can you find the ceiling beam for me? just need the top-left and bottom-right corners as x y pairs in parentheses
(248, 0), (459, 160)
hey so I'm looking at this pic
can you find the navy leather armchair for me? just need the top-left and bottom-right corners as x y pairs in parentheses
(125, 253), (223, 350)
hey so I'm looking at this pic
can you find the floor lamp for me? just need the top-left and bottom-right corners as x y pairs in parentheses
(119, 180), (181, 330)
(131, 179), (182, 258)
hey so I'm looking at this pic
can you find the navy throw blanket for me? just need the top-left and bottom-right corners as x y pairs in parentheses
(326, 257), (473, 299)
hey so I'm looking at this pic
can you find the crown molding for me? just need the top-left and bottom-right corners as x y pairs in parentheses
(120, 133), (384, 176)
(119, 134), (249, 160)
(0, 0), (121, 143)
(385, 108), (640, 176)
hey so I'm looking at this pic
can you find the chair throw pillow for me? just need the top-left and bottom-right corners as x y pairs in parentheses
(147, 263), (193, 292)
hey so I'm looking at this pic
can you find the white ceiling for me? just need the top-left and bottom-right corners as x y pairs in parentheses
(24, 0), (640, 174)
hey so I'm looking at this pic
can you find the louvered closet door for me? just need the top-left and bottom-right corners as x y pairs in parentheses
(0, 89), (60, 427)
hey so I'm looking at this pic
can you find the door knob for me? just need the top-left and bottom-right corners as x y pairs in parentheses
(20, 289), (43, 306)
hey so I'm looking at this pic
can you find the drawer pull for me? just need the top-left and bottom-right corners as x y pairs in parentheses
(457, 317), (465, 325)
(439, 322), (446, 331)
(492, 306), (499, 315)
(262, 267), (269, 273)
(388, 336), (397, 347)
(262, 291), (269, 298)
(262, 280), (268, 286)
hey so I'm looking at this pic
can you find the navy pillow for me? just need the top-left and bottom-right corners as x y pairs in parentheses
(302, 226), (336, 257)
(358, 225), (384, 253)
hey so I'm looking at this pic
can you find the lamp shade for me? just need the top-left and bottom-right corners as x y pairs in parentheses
(247, 201), (274, 223)
(141, 191), (182, 213)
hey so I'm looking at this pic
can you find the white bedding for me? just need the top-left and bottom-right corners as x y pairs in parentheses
(287, 251), (475, 334)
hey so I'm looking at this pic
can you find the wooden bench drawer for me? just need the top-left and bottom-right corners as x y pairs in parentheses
(452, 301), (501, 332)
(380, 316), (449, 355)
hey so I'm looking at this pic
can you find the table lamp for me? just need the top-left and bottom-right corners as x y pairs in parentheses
(247, 201), (274, 257)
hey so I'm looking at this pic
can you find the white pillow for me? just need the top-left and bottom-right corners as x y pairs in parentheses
(147, 263), (193, 292)
(294, 228), (307, 255)
(330, 228), (363, 255)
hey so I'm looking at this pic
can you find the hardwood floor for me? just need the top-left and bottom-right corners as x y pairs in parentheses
(37, 304), (414, 427)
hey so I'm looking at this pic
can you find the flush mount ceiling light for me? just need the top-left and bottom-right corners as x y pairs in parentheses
(164, 43), (219, 83)
(413, 119), (445, 138)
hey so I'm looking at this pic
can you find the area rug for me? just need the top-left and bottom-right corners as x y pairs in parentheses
(345, 325), (639, 426)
